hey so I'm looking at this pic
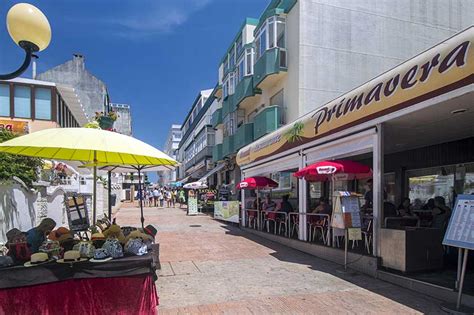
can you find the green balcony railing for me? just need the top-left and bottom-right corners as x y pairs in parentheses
(222, 94), (236, 118)
(234, 76), (258, 107)
(234, 122), (254, 151)
(253, 105), (282, 140)
(212, 143), (223, 162)
(211, 108), (223, 128)
(253, 47), (287, 88)
(222, 134), (235, 158)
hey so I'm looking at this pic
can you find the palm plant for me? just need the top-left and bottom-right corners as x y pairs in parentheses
(285, 121), (305, 143)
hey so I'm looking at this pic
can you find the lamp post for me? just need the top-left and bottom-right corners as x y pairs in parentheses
(0, 3), (51, 80)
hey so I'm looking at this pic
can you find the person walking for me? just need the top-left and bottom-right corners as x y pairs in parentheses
(171, 189), (177, 207)
(166, 189), (172, 207)
(179, 190), (186, 208)
(153, 187), (159, 207)
(159, 188), (164, 208)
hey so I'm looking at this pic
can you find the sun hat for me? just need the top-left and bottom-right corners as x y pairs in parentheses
(48, 227), (71, 241)
(89, 248), (112, 263)
(73, 241), (95, 258)
(24, 252), (50, 267)
(124, 238), (148, 256)
(57, 250), (88, 263)
(91, 233), (105, 241)
(0, 256), (14, 268)
(38, 240), (61, 259)
(143, 225), (157, 238)
(102, 238), (124, 259)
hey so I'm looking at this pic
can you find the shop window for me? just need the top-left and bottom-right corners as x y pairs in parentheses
(14, 86), (31, 118)
(35, 88), (52, 120)
(0, 84), (9, 117)
(407, 165), (455, 209)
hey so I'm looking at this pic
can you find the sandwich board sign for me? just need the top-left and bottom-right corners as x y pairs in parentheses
(443, 195), (474, 250)
(331, 191), (362, 240)
(441, 195), (474, 313)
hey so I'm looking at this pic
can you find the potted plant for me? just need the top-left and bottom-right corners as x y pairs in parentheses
(94, 111), (118, 130)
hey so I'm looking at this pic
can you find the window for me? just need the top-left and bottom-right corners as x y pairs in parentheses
(236, 33), (243, 57)
(237, 57), (244, 83)
(254, 16), (286, 62)
(35, 88), (52, 120)
(229, 47), (235, 69)
(0, 84), (9, 117)
(268, 18), (275, 48)
(408, 166), (456, 208)
(228, 73), (235, 95)
(245, 48), (253, 75)
(14, 86), (31, 118)
(270, 89), (284, 106)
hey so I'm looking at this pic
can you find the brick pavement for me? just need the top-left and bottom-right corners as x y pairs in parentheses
(114, 206), (444, 314)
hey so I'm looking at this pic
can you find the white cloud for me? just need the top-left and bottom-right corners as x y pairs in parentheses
(103, 0), (213, 39)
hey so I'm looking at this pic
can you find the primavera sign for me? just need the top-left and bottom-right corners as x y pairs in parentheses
(237, 27), (474, 166)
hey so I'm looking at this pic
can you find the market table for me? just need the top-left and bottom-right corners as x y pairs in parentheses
(0, 251), (159, 315)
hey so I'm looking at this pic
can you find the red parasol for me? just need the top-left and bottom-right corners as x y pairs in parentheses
(236, 176), (278, 190)
(293, 160), (372, 182)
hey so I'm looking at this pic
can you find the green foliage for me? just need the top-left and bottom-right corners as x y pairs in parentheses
(0, 130), (43, 188)
(284, 121), (305, 143)
(84, 121), (101, 129)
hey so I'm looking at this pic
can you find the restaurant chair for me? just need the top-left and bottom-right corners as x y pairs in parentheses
(361, 219), (373, 254)
(265, 211), (278, 234)
(247, 210), (257, 229)
(309, 216), (328, 245)
(276, 213), (288, 236)
(290, 213), (299, 238)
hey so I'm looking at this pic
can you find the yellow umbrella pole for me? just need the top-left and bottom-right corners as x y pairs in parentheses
(92, 150), (97, 225)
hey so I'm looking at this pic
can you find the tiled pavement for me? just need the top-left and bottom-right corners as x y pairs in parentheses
(114, 205), (444, 314)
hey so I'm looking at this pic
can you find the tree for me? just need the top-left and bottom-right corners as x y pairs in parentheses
(0, 130), (43, 188)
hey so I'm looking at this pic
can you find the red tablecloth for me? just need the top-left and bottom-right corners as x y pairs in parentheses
(0, 274), (158, 315)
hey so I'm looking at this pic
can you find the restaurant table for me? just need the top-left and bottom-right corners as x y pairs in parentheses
(0, 252), (159, 315)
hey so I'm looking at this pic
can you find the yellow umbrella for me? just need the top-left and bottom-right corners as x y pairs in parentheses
(0, 127), (178, 224)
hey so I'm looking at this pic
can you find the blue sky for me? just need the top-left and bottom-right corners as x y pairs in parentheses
(0, 0), (268, 150)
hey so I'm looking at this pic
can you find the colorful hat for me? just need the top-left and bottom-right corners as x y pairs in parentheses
(57, 250), (88, 263)
(48, 227), (71, 241)
(124, 238), (148, 256)
(144, 225), (157, 238)
(24, 252), (50, 267)
(91, 233), (105, 241)
(73, 241), (95, 258)
(102, 238), (123, 259)
(39, 240), (61, 259)
(89, 248), (112, 263)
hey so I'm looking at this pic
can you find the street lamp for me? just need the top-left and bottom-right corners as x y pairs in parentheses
(0, 3), (51, 80)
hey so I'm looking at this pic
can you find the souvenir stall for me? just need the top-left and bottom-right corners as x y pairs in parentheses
(0, 128), (178, 314)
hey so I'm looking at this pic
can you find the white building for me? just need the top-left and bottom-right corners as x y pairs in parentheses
(207, 0), (474, 197)
(158, 124), (182, 185)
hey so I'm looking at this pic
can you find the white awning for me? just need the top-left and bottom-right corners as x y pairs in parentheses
(199, 163), (225, 182)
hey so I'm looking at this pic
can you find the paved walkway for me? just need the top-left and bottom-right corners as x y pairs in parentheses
(115, 205), (444, 314)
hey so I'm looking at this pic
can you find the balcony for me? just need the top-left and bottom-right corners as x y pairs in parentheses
(253, 105), (282, 140)
(234, 122), (254, 151)
(222, 134), (235, 158)
(211, 108), (223, 128)
(222, 94), (236, 118)
(234, 76), (260, 108)
(253, 47), (287, 89)
(212, 143), (223, 162)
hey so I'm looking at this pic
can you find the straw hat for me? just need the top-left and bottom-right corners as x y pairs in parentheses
(91, 233), (105, 241)
(24, 252), (51, 267)
(89, 248), (112, 263)
(57, 250), (88, 264)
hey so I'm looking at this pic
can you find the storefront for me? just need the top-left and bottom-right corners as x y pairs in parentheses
(236, 27), (474, 296)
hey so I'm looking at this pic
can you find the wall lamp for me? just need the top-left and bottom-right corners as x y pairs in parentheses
(0, 3), (51, 80)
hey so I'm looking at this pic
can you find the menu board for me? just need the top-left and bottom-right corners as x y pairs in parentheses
(187, 197), (199, 215)
(331, 192), (361, 229)
(443, 195), (474, 250)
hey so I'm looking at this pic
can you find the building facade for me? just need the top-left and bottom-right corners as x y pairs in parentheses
(207, 0), (474, 199)
(0, 77), (88, 133)
(158, 124), (182, 185)
(176, 89), (219, 185)
(110, 103), (132, 136)
(36, 54), (110, 120)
